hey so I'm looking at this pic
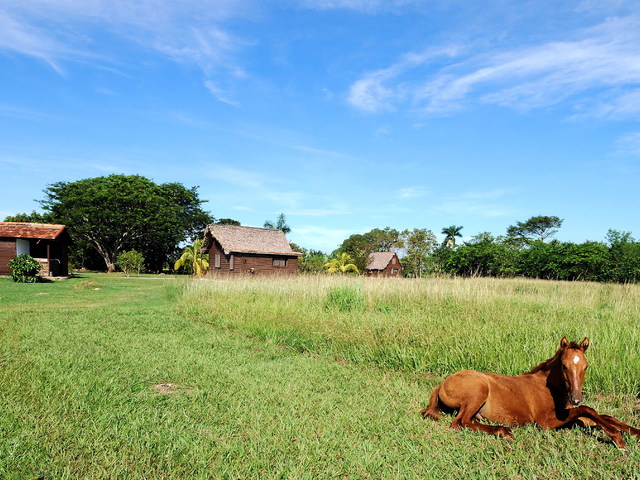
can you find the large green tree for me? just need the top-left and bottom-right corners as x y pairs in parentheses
(506, 215), (563, 244)
(40, 174), (213, 272)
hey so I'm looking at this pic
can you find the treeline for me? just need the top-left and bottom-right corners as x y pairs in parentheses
(431, 230), (640, 283)
(298, 217), (640, 283)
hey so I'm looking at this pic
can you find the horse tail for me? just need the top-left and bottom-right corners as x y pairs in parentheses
(420, 384), (442, 420)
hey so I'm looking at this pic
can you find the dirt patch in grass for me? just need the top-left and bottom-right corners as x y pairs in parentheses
(149, 383), (195, 396)
(73, 281), (102, 290)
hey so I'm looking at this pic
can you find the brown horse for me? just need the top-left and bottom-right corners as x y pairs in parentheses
(421, 337), (640, 449)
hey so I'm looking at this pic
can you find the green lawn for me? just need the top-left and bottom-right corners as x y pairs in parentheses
(1, 273), (639, 479)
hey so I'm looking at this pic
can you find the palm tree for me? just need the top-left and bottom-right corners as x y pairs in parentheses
(264, 213), (291, 234)
(174, 238), (209, 276)
(323, 252), (360, 274)
(441, 225), (463, 247)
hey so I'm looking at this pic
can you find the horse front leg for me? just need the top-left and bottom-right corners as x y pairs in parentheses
(554, 406), (627, 449)
(598, 414), (640, 438)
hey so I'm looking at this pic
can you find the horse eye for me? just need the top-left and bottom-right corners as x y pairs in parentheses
(562, 364), (567, 370)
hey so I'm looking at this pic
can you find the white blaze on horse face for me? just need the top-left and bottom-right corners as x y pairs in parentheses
(573, 355), (581, 365)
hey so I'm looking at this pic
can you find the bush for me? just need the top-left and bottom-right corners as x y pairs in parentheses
(8, 254), (42, 283)
(115, 250), (145, 275)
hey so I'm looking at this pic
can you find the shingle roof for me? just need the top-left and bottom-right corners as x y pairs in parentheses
(201, 225), (302, 256)
(367, 252), (396, 270)
(0, 222), (68, 240)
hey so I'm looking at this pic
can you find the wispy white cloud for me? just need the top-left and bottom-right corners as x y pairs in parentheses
(0, 104), (62, 121)
(348, 15), (640, 118)
(458, 188), (520, 200)
(204, 81), (241, 107)
(615, 131), (640, 155)
(397, 186), (429, 199)
(0, 10), (77, 75)
(347, 46), (463, 112)
(286, 144), (346, 157)
(289, 207), (351, 216)
(0, 1), (253, 103)
(296, 0), (422, 14)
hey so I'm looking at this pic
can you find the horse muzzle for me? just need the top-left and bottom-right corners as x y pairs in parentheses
(568, 392), (582, 406)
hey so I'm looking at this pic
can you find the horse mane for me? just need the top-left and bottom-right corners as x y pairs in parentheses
(527, 341), (582, 374)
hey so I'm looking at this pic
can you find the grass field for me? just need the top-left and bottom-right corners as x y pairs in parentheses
(1, 273), (639, 479)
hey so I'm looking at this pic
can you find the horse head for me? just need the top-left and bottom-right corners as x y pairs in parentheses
(559, 336), (590, 406)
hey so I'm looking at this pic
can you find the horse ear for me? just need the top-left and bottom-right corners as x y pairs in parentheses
(580, 337), (590, 351)
(560, 336), (569, 349)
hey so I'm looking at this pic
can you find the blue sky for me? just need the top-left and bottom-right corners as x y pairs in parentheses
(1, 1), (639, 253)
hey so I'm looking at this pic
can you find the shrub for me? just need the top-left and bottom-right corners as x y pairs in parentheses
(115, 250), (145, 275)
(8, 254), (42, 283)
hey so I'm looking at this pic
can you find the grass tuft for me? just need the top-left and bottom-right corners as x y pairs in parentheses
(325, 284), (366, 311)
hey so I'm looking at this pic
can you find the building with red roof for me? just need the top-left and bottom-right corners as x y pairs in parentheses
(0, 222), (70, 277)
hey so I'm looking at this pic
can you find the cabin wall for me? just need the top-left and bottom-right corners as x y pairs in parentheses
(0, 239), (16, 275)
(207, 241), (298, 275)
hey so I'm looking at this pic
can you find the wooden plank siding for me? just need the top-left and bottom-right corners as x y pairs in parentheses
(207, 239), (299, 275)
(0, 239), (16, 275)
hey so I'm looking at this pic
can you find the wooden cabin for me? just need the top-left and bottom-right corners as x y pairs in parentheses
(365, 251), (402, 277)
(0, 222), (70, 277)
(200, 225), (302, 275)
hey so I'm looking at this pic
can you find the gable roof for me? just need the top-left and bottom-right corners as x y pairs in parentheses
(201, 225), (302, 256)
(0, 222), (68, 240)
(366, 252), (398, 271)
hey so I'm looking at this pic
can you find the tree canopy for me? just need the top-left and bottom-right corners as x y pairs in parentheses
(174, 238), (209, 276)
(39, 174), (213, 272)
(506, 215), (563, 244)
(324, 252), (359, 274)
(441, 225), (463, 247)
(264, 213), (291, 234)
(4, 211), (53, 223)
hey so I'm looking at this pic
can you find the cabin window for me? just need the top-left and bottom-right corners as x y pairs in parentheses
(391, 256), (397, 264)
(214, 254), (221, 268)
(230, 255), (234, 270)
(273, 258), (286, 267)
(391, 268), (399, 275)
(16, 238), (30, 256)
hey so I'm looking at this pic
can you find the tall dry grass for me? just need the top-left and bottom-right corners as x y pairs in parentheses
(181, 275), (640, 396)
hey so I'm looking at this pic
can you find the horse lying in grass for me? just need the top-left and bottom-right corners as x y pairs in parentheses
(421, 337), (640, 450)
